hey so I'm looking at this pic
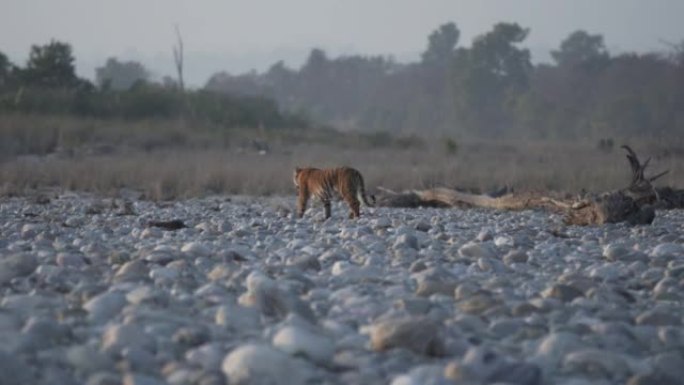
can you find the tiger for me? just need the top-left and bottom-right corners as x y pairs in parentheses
(293, 166), (375, 219)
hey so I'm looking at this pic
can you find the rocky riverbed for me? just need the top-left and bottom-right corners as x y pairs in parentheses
(1, 192), (683, 385)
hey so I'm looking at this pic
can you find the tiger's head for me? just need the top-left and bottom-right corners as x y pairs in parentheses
(293, 167), (302, 190)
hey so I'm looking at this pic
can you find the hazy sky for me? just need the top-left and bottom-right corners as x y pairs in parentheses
(2, 0), (683, 86)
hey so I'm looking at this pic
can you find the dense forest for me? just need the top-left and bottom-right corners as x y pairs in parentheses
(206, 22), (684, 141)
(0, 41), (307, 130)
(2, 21), (683, 143)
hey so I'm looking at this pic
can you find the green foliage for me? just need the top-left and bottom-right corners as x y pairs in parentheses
(596, 138), (614, 153)
(205, 24), (684, 141)
(5, 27), (684, 143)
(95, 57), (149, 90)
(22, 40), (80, 88)
(444, 137), (458, 155)
(0, 83), (307, 129)
(467, 23), (532, 91)
(453, 23), (532, 135)
(551, 30), (610, 71)
(0, 42), (309, 130)
(0, 51), (12, 88)
(421, 22), (460, 66)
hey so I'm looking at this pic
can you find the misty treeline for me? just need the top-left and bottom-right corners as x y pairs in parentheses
(0, 41), (307, 129)
(2, 21), (683, 143)
(207, 22), (684, 141)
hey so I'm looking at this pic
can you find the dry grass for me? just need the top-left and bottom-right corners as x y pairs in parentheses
(2, 140), (682, 200)
(2, 113), (682, 199)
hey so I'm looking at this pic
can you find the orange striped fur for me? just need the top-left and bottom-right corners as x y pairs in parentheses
(293, 166), (375, 219)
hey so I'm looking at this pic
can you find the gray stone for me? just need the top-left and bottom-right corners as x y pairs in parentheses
(113, 260), (149, 282)
(636, 307), (682, 326)
(413, 266), (459, 297)
(542, 284), (584, 302)
(237, 271), (315, 322)
(86, 372), (121, 385)
(1, 293), (66, 318)
(122, 373), (167, 385)
(445, 347), (542, 385)
(18, 316), (71, 352)
(652, 352), (684, 380)
(503, 250), (529, 265)
(101, 323), (156, 354)
(215, 302), (261, 333)
(222, 344), (313, 385)
(371, 217), (392, 229)
(603, 244), (632, 261)
(66, 344), (116, 375)
(181, 242), (212, 258)
(286, 254), (321, 271)
(121, 346), (158, 374)
(561, 349), (631, 381)
(626, 372), (680, 385)
(477, 257), (506, 273)
(477, 229), (493, 242)
(272, 324), (335, 365)
(394, 233), (419, 250)
(489, 318), (524, 338)
(84, 291), (127, 323)
(369, 316), (444, 356)
(393, 298), (432, 315)
(658, 326), (684, 348)
(0, 253), (38, 284)
(391, 364), (452, 385)
(0, 350), (34, 385)
(457, 291), (502, 315)
(458, 242), (497, 259)
(56, 252), (87, 268)
(149, 266), (179, 281)
(126, 286), (165, 305)
(185, 343), (224, 371)
(531, 332), (585, 373)
(651, 243), (684, 258)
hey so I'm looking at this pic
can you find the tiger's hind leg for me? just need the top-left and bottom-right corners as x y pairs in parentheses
(343, 194), (361, 219)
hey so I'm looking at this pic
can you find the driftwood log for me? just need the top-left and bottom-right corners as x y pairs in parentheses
(376, 145), (675, 226)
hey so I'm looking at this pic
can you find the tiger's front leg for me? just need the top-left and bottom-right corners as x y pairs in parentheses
(297, 191), (309, 218)
(322, 199), (332, 219)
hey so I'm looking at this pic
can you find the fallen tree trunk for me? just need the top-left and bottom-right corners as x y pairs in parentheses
(376, 187), (565, 213)
(376, 146), (676, 226)
(655, 187), (684, 209)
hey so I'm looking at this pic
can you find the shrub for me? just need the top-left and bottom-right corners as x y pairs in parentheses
(444, 137), (459, 155)
(597, 138), (614, 153)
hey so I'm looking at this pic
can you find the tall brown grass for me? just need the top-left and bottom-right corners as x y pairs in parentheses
(1, 114), (682, 200)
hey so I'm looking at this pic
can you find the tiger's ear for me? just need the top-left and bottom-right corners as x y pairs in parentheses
(295, 166), (302, 173)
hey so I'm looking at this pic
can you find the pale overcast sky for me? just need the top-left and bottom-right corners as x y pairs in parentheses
(2, 0), (683, 86)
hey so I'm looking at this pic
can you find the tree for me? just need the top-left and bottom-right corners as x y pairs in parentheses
(95, 57), (149, 90)
(302, 48), (328, 76)
(453, 23), (532, 135)
(0, 51), (13, 88)
(468, 23), (532, 90)
(0, 52), (11, 87)
(421, 22), (460, 67)
(22, 40), (79, 88)
(551, 30), (609, 71)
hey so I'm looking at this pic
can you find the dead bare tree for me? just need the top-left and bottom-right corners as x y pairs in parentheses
(560, 145), (668, 225)
(376, 145), (672, 226)
(172, 25), (185, 92)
